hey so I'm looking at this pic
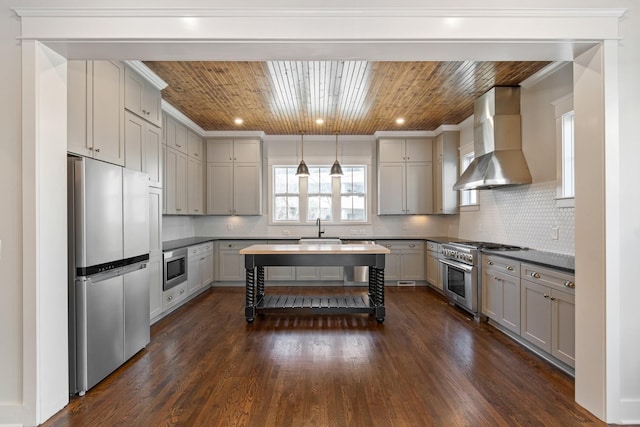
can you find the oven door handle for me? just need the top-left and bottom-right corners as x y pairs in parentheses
(439, 258), (474, 272)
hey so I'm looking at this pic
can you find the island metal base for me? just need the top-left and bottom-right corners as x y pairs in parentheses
(243, 253), (386, 323)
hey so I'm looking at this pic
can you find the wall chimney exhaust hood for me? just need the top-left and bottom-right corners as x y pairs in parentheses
(453, 86), (532, 191)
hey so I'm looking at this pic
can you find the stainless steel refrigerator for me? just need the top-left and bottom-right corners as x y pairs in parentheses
(68, 156), (150, 396)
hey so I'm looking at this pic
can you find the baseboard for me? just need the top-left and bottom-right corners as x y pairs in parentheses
(0, 403), (23, 427)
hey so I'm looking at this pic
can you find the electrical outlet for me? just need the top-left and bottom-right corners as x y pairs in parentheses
(551, 226), (559, 240)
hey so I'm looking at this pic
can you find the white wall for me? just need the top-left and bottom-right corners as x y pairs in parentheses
(451, 64), (575, 254)
(0, 1), (26, 423)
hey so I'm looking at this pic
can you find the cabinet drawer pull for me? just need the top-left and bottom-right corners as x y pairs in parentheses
(550, 297), (556, 301)
(180, 289), (185, 294)
(506, 265), (514, 271)
(94, 148), (101, 153)
(564, 281), (575, 289)
(167, 295), (173, 301)
(543, 294), (550, 298)
(487, 261), (494, 265)
(228, 244), (234, 248)
(409, 244), (415, 248)
(530, 272), (541, 279)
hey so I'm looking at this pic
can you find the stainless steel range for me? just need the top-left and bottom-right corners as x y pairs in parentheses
(439, 241), (523, 319)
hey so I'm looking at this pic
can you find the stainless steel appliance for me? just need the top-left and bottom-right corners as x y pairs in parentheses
(439, 241), (523, 319)
(163, 247), (188, 291)
(68, 156), (150, 396)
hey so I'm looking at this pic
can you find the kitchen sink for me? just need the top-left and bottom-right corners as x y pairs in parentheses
(298, 238), (342, 244)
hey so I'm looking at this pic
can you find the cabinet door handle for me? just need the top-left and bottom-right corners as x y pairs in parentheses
(550, 297), (556, 301)
(194, 209), (199, 212)
(167, 295), (173, 301)
(228, 244), (234, 248)
(94, 148), (101, 153)
(564, 281), (575, 289)
(506, 265), (514, 271)
(543, 294), (550, 298)
(487, 261), (494, 265)
(530, 272), (541, 279)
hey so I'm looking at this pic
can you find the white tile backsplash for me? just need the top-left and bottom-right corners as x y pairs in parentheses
(162, 215), (195, 241)
(451, 181), (574, 254)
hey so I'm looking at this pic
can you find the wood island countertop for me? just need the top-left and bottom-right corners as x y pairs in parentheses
(239, 244), (391, 255)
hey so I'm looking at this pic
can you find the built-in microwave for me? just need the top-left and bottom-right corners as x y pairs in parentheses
(163, 247), (188, 291)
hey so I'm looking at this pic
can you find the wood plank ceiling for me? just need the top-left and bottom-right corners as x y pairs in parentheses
(143, 61), (550, 135)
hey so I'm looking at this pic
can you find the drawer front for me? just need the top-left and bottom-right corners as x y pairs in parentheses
(482, 254), (520, 277)
(200, 242), (214, 254)
(188, 246), (202, 258)
(219, 240), (257, 251)
(162, 281), (188, 310)
(426, 241), (440, 252)
(379, 240), (424, 251)
(521, 263), (575, 292)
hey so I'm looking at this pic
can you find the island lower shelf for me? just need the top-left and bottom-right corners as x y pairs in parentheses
(240, 244), (390, 323)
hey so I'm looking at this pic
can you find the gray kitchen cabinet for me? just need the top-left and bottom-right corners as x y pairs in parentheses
(67, 60), (125, 166)
(433, 131), (459, 214)
(218, 241), (266, 282)
(520, 263), (575, 368)
(187, 242), (214, 296)
(378, 240), (425, 283)
(481, 254), (521, 334)
(188, 156), (204, 215)
(206, 138), (262, 215)
(295, 266), (344, 282)
(266, 240), (297, 281)
(187, 130), (204, 160)
(124, 65), (162, 127)
(148, 186), (163, 322)
(165, 115), (188, 155)
(124, 110), (162, 187)
(425, 241), (442, 290)
(377, 138), (433, 215)
(164, 146), (188, 214)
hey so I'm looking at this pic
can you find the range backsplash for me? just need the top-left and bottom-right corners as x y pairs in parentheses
(450, 181), (575, 255)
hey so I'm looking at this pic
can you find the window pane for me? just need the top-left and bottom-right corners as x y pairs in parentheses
(274, 168), (288, 193)
(460, 152), (478, 206)
(341, 166), (365, 193)
(275, 196), (299, 221)
(287, 169), (299, 193)
(562, 112), (575, 198)
(341, 195), (365, 220)
(308, 195), (332, 221)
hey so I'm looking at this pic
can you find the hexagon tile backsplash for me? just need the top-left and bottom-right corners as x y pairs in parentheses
(454, 181), (575, 255)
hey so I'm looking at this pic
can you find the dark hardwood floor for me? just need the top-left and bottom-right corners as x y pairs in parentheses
(45, 286), (605, 427)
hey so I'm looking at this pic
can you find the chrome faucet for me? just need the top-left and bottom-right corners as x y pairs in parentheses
(316, 218), (325, 238)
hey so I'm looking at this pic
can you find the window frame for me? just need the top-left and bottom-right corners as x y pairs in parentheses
(458, 142), (480, 211)
(553, 94), (575, 208)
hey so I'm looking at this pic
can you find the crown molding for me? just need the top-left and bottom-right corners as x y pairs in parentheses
(519, 61), (572, 88)
(123, 60), (167, 90)
(13, 7), (627, 19)
(161, 100), (205, 136)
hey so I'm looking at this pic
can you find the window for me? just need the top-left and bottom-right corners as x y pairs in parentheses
(272, 165), (367, 224)
(561, 111), (575, 198)
(553, 93), (574, 208)
(459, 150), (478, 207)
(340, 166), (366, 221)
(273, 166), (299, 221)
(307, 167), (332, 221)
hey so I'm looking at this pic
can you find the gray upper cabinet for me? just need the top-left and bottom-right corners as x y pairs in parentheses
(124, 66), (162, 127)
(433, 131), (459, 214)
(377, 138), (433, 215)
(68, 60), (125, 166)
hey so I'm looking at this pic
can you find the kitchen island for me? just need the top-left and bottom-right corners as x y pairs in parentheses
(240, 243), (390, 322)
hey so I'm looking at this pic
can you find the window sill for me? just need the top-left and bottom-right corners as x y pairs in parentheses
(459, 204), (480, 212)
(555, 197), (575, 208)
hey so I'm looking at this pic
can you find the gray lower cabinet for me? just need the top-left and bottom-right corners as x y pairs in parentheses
(218, 241), (266, 282)
(481, 255), (575, 370)
(425, 241), (442, 290)
(378, 240), (425, 283)
(520, 263), (575, 368)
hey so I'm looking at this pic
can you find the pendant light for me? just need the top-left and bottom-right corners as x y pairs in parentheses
(330, 131), (344, 176)
(296, 131), (310, 176)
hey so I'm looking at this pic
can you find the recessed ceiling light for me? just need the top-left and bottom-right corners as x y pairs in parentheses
(396, 118), (405, 125)
(315, 118), (324, 125)
(234, 118), (243, 125)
